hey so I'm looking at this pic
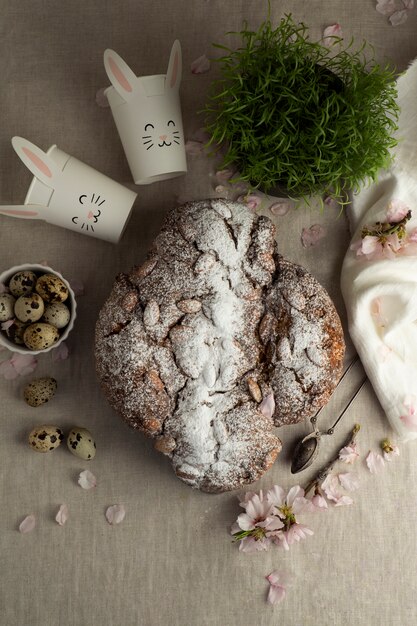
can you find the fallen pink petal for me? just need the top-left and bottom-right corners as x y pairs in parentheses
(376, 0), (397, 15)
(339, 442), (360, 464)
(266, 570), (291, 605)
(69, 278), (85, 296)
(51, 342), (69, 362)
(185, 140), (205, 156)
(334, 495), (354, 507)
(95, 87), (110, 108)
(106, 504), (126, 525)
(0, 353), (38, 380)
(55, 504), (69, 526)
(19, 514), (36, 534)
(259, 393), (275, 419)
(215, 169), (235, 183)
(338, 473), (360, 492)
(366, 450), (386, 474)
(269, 201), (291, 216)
(1, 319), (15, 331)
(310, 494), (328, 510)
(389, 9), (409, 25)
(323, 23), (343, 46)
(301, 224), (327, 248)
(400, 396), (417, 431)
(78, 469), (97, 490)
(321, 474), (342, 502)
(237, 194), (262, 211)
(191, 54), (211, 74)
(386, 199), (410, 222)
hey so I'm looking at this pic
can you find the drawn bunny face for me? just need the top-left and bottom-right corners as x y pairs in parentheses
(104, 41), (187, 184)
(7, 137), (137, 243)
(71, 193), (104, 233)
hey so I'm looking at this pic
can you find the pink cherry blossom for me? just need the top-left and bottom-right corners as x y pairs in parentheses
(0, 353), (38, 380)
(323, 24), (343, 46)
(339, 442), (359, 464)
(105, 504), (126, 525)
(266, 570), (292, 605)
(232, 490), (283, 552)
(400, 396), (417, 431)
(19, 514), (36, 534)
(386, 199), (410, 222)
(191, 54), (211, 74)
(389, 9), (409, 25)
(259, 393), (275, 419)
(338, 473), (360, 492)
(366, 450), (386, 474)
(55, 504), (69, 526)
(301, 224), (327, 248)
(267, 485), (313, 550)
(352, 232), (402, 260)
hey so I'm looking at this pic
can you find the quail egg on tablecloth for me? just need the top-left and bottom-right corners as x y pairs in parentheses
(43, 302), (70, 329)
(28, 424), (64, 452)
(67, 427), (96, 460)
(8, 271), (37, 297)
(35, 274), (69, 303)
(14, 293), (44, 323)
(24, 377), (57, 407)
(23, 323), (59, 351)
(0, 293), (16, 322)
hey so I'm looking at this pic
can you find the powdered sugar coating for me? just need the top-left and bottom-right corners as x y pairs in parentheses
(95, 200), (344, 492)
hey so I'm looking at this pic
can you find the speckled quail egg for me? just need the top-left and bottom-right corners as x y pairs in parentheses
(5, 319), (28, 345)
(24, 377), (57, 407)
(23, 323), (59, 351)
(35, 273), (69, 303)
(42, 302), (70, 329)
(0, 293), (16, 322)
(67, 427), (96, 460)
(14, 293), (45, 323)
(8, 271), (37, 297)
(28, 424), (64, 453)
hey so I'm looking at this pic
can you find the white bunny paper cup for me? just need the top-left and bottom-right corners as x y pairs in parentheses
(0, 263), (77, 355)
(4, 138), (137, 244)
(104, 40), (187, 185)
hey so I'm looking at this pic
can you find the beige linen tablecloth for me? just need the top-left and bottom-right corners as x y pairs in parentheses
(1, 2), (417, 625)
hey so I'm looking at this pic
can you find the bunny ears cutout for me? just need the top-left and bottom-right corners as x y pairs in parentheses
(104, 40), (182, 101)
(11, 136), (61, 188)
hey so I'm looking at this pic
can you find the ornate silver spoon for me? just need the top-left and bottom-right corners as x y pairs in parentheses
(291, 358), (365, 474)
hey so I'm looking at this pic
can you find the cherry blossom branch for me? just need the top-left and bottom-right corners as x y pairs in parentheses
(303, 424), (361, 496)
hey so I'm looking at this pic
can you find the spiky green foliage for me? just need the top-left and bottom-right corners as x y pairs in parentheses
(204, 15), (399, 202)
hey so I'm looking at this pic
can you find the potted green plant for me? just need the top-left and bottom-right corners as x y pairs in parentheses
(204, 14), (399, 203)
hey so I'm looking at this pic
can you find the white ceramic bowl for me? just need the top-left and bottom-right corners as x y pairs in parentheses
(0, 263), (77, 355)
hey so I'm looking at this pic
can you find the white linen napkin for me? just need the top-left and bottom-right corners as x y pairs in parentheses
(341, 58), (417, 442)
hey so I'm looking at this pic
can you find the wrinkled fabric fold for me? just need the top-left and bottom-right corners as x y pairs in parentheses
(341, 59), (417, 441)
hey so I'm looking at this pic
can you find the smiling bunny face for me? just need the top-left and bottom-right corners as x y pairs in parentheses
(104, 41), (187, 184)
(10, 137), (137, 243)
